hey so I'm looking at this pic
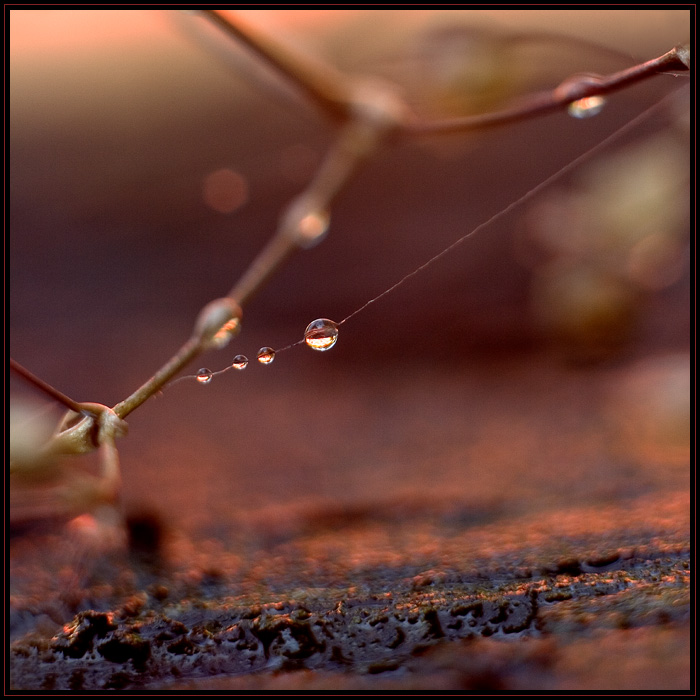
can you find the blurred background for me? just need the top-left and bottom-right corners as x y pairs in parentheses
(10, 10), (689, 535)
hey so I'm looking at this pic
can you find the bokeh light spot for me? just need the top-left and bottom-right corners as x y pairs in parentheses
(202, 168), (249, 214)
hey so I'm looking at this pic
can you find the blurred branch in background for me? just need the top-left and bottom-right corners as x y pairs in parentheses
(10, 9), (690, 523)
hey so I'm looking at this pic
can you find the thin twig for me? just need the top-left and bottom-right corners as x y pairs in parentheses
(200, 9), (353, 122)
(230, 117), (389, 305)
(9, 13), (690, 529)
(111, 41), (690, 418)
(403, 44), (690, 136)
(113, 111), (392, 416)
(99, 34), (691, 421)
(112, 337), (201, 419)
(10, 358), (86, 414)
(341, 86), (688, 326)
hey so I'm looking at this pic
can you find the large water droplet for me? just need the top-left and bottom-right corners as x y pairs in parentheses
(257, 347), (276, 365)
(568, 95), (606, 119)
(232, 355), (248, 370)
(196, 368), (213, 384)
(304, 318), (339, 351)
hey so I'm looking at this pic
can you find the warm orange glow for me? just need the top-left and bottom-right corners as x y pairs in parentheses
(9, 9), (168, 56)
(567, 95), (606, 118)
(216, 9), (368, 30)
(66, 513), (99, 534)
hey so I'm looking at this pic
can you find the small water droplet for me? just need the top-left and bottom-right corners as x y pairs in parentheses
(282, 198), (331, 248)
(296, 210), (330, 247)
(568, 95), (606, 119)
(196, 368), (213, 384)
(232, 355), (248, 370)
(257, 347), (276, 365)
(304, 318), (339, 351)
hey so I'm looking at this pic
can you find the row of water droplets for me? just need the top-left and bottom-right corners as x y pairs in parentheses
(192, 90), (608, 385)
(195, 318), (339, 384)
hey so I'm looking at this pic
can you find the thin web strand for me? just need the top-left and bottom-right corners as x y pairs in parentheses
(275, 339), (305, 354)
(340, 87), (685, 326)
(169, 365), (233, 386)
(171, 85), (685, 385)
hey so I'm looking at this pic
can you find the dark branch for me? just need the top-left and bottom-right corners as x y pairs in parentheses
(200, 9), (352, 122)
(404, 44), (690, 136)
(10, 358), (85, 414)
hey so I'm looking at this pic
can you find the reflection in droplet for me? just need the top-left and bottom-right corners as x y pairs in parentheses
(232, 355), (248, 370)
(568, 95), (606, 118)
(196, 368), (213, 384)
(304, 318), (339, 351)
(211, 317), (242, 349)
(257, 347), (276, 365)
(195, 298), (242, 350)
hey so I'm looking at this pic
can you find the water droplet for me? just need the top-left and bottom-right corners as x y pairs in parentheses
(568, 95), (606, 119)
(282, 197), (331, 248)
(257, 347), (276, 365)
(211, 316), (242, 348)
(232, 355), (248, 370)
(296, 210), (330, 247)
(194, 297), (242, 349)
(304, 318), (339, 351)
(196, 368), (213, 384)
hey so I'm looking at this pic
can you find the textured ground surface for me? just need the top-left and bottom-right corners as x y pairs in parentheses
(9, 356), (690, 691)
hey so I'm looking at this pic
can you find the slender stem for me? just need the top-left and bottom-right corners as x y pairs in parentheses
(200, 9), (352, 122)
(109, 41), (690, 419)
(114, 115), (386, 414)
(228, 233), (296, 307)
(230, 117), (385, 305)
(342, 87), (685, 326)
(405, 44), (690, 136)
(10, 358), (85, 414)
(111, 337), (201, 419)
(112, 120), (382, 416)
